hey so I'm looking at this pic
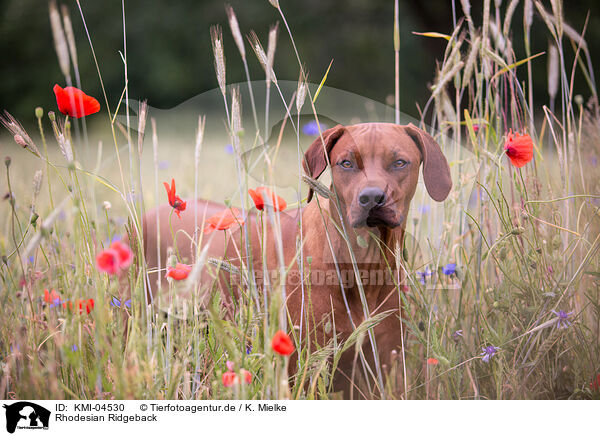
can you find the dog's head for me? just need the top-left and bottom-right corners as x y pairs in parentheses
(303, 122), (452, 229)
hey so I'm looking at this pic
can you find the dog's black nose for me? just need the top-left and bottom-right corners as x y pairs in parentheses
(358, 187), (386, 209)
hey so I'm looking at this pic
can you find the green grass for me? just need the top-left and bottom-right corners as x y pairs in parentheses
(1, 0), (599, 400)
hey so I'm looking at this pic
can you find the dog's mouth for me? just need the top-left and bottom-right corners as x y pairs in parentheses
(354, 207), (401, 229)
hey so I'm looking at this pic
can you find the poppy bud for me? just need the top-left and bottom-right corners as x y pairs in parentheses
(35, 107), (44, 119)
(5, 156), (11, 167)
(48, 112), (56, 122)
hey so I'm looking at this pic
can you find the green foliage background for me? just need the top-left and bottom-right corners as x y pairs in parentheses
(1, 0), (599, 124)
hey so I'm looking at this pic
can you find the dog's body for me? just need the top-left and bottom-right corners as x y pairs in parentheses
(134, 122), (451, 398)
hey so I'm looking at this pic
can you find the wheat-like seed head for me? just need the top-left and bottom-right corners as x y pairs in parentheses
(248, 31), (277, 85)
(266, 23), (279, 85)
(137, 100), (148, 156)
(462, 36), (480, 89)
(226, 5), (245, 59)
(502, 0), (519, 36)
(534, 1), (557, 39)
(211, 25), (227, 97)
(33, 170), (43, 199)
(61, 4), (78, 68)
(0, 111), (41, 157)
(231, 86), (243, 138)
(460, 0), (471, 18)
(550, 0), (563, 39)
(547, 44), (559, 100)
(524, 0), (533, 31)
(49, 0), (70, 81)
(207, 258), (240, 275)
(431, 61), (464, 99)
(302, 174), (333, 199)
(489, 21), (506, 53)
(296, 78), (307, 113)
(195, 115), (206, 166)
(55, 127), (73, 163)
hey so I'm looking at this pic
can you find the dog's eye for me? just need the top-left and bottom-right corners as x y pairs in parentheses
(338, 159), (354, 169)
(393, 159), (408, 168)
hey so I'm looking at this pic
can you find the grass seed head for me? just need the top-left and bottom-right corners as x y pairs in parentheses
(49, 0), (71, 81)
(211, 25), (227, 97)
(226, 5), (245, 59)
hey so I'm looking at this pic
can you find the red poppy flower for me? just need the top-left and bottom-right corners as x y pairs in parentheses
(163, 178), (187, 219)
(43, 289), (62, 306)
(222, 369), (252, 387)
(75, 298), (95, 314)
(591, 374), (600, 392)
(504, 130), (534, 168)
(61, 298), (94, 314)
(165, 263), (192, 281)
(240, 369), (252, 385)
(110, 240), (133, 269)
(271, 330), (295, 356)
(203, 208), (244, 234)
(96, 249), (120, 275)
(427, 357), (439, 365)
(53, 84), (100, 118)
(222, 371), (237, 387)
(248, 187), (287, 212)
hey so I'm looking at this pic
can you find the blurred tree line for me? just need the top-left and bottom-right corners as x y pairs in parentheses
(1, 0), (598, 126)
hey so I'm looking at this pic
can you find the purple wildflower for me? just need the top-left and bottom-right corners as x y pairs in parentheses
(481, 345), (499, 363)
(302, 120), (327, 137)
(71, 344), (78, 352)
(452, 329), (463, 341)
(442, 263), (457, 276)
(417, 266), (432, 285)
(224, 144), (234, 154)
(551, 310), (573, 329)
(111, 296), (132, 309)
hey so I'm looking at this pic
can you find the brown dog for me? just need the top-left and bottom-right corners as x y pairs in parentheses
(136, 122), (451, 398)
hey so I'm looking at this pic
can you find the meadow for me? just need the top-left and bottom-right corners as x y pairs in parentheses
(1, 0), (599, 400)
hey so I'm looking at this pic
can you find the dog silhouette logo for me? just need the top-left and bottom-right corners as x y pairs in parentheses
(2, 402), (50, 433)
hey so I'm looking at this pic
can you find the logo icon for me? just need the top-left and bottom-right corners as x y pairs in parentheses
(2, 402), (50, 433)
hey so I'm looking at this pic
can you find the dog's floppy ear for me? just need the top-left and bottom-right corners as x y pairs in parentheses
(303, 124), (345, 202)
(404, 123), (452, 202)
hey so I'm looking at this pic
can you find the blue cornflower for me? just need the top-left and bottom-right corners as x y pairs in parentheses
(28, 256), (34, 264)
(71, 345), (78, 352)
(246, 344), (252, 355)
(224, 144), (234, 154)
(158, 160), (170, 170)
(442, 263), (457, 276)
(480, 345), (499, 363)
(551, 310), (573, 329)
(417, 266), (432, 285)
(452, 329), (463, 341)
(418, 204), (431, 214)
(302, 120), (327, 137)
(103, 235), (121, 247)
(111, 296), (132, 309)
